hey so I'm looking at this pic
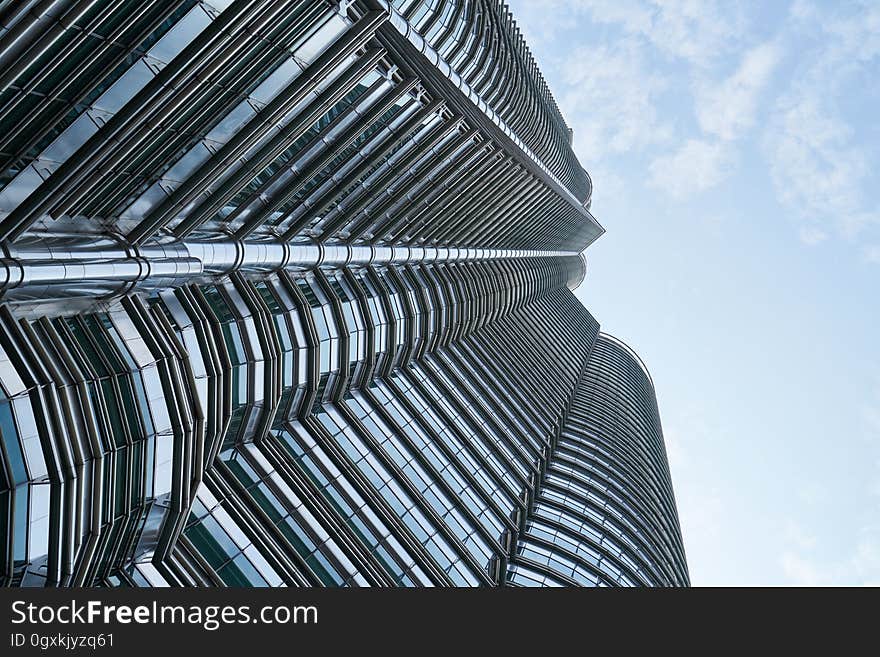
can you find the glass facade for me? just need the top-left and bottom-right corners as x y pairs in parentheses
(0, 0), (687, 587)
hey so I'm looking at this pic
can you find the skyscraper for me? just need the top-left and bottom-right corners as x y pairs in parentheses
(0, 0), (688, 586)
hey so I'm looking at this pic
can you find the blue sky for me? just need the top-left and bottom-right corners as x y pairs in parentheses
(507, 0), (880, 585)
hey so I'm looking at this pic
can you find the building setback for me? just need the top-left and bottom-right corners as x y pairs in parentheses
(0, 0), (689, 586)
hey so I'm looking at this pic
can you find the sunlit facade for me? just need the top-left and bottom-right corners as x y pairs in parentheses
(0, 0), (687, 586)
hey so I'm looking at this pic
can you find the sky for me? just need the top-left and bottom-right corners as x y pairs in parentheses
(506, 0), (880, 585)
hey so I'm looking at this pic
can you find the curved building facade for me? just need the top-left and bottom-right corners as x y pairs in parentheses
(509, 334), (688, 586)
(0, 0), (687, 586)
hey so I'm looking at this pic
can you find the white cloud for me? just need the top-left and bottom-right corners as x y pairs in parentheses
(695, 43), (781, 141)
(784, 521), (817, 551)
(781, 528), (880, 586)
(508, 0), (760, 205)
(763, 1), (880, 244)
(765, 95), (870, 226)
(647, 139), (731, 199)
(792, 0), (880, 63)
(780, 551), (825, 586)
(584, 166), (626, 208)
(799, 227), (828, 246)
(516, 0), (746, 65)
(647, 0), (746, 65)
(510, 0), (879, 250)
(796, 482), (829, 506)
(645, 41), (781, 201)
(558, 38), (670, 161)
(788, 388), (880, 585)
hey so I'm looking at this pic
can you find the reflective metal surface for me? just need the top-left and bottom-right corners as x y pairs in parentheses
(0, 0), (686, 588)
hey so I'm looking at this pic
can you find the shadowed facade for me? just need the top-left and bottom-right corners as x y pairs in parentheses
(0, 0), (687, 586)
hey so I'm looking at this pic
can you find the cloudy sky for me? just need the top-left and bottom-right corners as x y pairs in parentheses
(507, 0), (880, 585)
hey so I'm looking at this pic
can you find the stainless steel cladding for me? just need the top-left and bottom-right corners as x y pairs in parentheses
(0, 0), (686, 587)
